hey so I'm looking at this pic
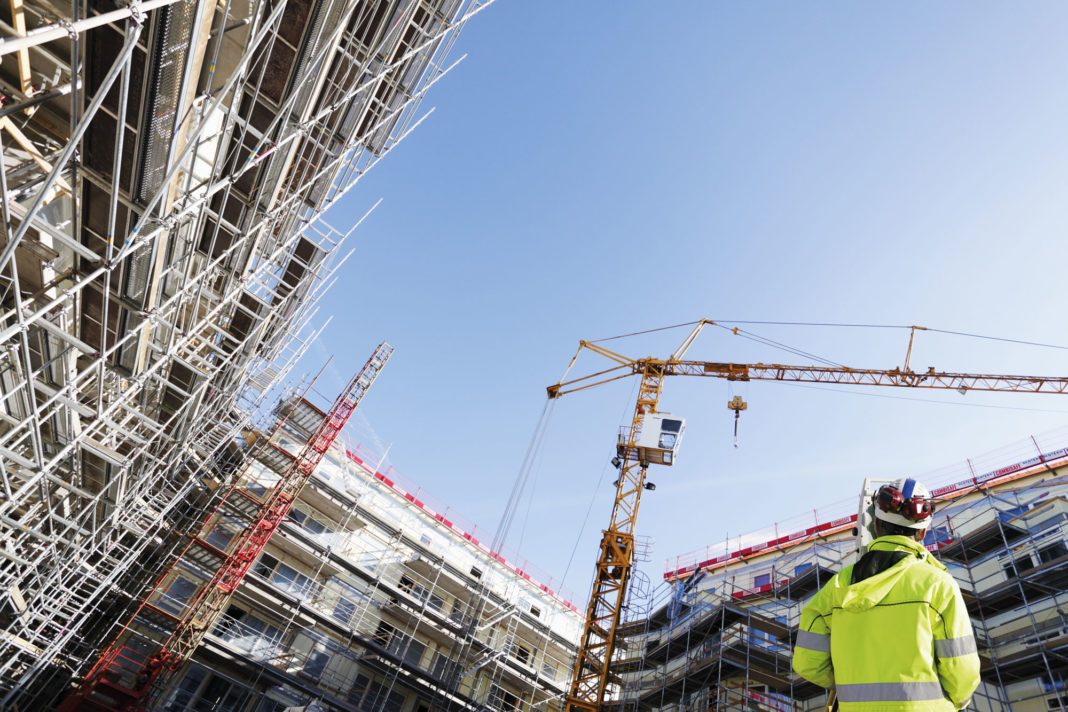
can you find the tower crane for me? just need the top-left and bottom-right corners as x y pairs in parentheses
(549, 319), (1068, 712)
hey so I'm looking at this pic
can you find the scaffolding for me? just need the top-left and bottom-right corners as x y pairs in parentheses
(614, 430), (1068, 712)
(940, 476), (1068, 712)
(333, 438), (582, 712)
(89, 399), (582, 712)
(0, 0), (494, 707)
(612, 541), (838, 712)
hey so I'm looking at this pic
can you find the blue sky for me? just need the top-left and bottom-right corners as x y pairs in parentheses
(300, 2), (1068, 600)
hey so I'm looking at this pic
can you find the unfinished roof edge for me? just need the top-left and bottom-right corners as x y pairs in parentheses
(665, 425), (1068, 580)
(338, 440), (583, 616)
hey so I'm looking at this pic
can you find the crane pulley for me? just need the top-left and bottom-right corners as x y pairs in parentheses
(551, 319), (1068, 712)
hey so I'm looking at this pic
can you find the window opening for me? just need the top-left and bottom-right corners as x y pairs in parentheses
(158, 575), (198, 615)
(511, 642), (531, 666)
(302, 643), (330, 680)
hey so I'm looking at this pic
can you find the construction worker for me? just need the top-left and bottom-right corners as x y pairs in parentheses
(793, 478), (980, 711)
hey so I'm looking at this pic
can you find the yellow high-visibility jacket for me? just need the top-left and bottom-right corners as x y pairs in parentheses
(793, 535), (980, 711)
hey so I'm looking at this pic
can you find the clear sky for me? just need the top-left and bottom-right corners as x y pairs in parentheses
(299, 2), (1068, 603)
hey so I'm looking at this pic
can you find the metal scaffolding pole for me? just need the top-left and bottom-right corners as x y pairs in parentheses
(0, 0), (496, 707)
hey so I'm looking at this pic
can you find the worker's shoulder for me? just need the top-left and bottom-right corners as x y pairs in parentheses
(803, 566), (853, 608)
(923, 558), (965, 599)
(828, 564), (856, 589)
(889, 555), (960, 602)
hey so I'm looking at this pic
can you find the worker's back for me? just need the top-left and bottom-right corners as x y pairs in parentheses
(793, 535), (980, 712)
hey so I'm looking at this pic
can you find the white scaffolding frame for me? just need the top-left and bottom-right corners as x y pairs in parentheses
(129, 422), (580, 712)
(0, 0), (495, 706)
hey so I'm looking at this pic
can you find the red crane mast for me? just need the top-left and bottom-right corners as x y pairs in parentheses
(59, 343), (392, 712)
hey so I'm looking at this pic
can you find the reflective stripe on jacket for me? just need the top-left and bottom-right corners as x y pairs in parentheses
(792, 535), (980, 712)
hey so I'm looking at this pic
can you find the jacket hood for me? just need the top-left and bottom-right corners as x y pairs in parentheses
(838, 536), (936, 612)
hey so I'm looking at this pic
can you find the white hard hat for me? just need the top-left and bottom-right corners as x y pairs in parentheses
(874, 477), (933, 529)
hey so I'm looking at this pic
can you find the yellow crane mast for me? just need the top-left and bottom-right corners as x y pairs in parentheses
(547, 319), (1068, 712)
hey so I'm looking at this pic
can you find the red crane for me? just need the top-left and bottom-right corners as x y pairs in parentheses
(58, 343), (392, 712)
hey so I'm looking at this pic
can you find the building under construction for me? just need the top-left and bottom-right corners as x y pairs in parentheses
(612, 430), (1068, 712)
(0, 0), (494, 707)
(62, 385), (582, 712)
(3, 1), (1066, 710)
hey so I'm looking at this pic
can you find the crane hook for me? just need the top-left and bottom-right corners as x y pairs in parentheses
(728, 396), (747, 448)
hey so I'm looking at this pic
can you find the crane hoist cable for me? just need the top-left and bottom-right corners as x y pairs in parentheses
(548, 318), (1068, 712)
(494, 397), (556, 555)
(711, 320), (1068, 352)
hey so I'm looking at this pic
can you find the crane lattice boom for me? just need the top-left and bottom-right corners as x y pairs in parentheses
(551, 359), (1068, 400)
